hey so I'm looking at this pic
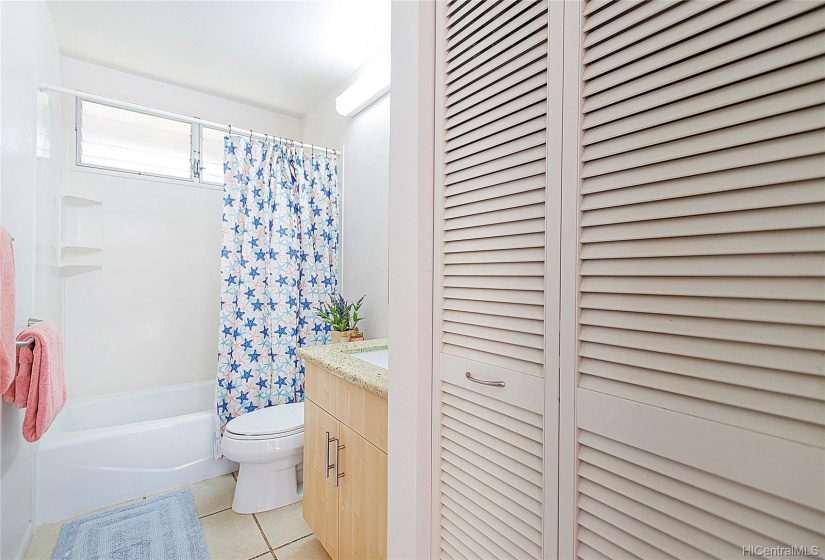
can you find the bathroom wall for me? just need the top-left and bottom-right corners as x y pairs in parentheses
(301, 58), (390, 340)
(61, 59), (303, 399)
(0, 2), (64, 557)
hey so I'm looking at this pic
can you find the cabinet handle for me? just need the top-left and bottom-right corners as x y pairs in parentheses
(334, 439), (345, 488)
(465, 371), (505, 388)
(325, 431), (334, 479)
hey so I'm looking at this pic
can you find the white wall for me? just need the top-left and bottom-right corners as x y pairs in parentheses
(301, 61), (390, 340)
(0, 2), (64, 557)
(387, 1), (434, 558)
(61, 59), (303, 399)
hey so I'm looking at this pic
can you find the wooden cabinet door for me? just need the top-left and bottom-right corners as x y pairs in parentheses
(303, 398), (340, 558)
(338, 423), (388, 560)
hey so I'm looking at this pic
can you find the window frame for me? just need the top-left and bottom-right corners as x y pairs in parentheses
(75, 98), (224, 188)
(197, 126), (227, 187)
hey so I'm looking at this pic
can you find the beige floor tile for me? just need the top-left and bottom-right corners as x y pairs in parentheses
(255, 501), (312, 549)
(274, 535), (331, 560)
(24, 522), (63, 560)
(200, 509), (270, 560)
(189, 473), (236, 517)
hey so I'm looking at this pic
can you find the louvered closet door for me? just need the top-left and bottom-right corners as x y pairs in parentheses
(574, 1), (825, 558)
(434, 1), (556, 559)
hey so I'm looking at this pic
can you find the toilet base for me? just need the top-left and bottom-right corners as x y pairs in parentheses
(232, 461), (302, 514)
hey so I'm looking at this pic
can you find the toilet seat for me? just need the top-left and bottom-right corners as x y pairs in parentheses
(224, 402), (304, 440)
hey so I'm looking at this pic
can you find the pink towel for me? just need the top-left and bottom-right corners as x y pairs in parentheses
(2, 322), (66, 442)
(0, 227), (15, 394)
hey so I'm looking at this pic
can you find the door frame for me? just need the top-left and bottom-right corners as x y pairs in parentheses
(558, 1), (584, 559)
(387, 1), (436, 559)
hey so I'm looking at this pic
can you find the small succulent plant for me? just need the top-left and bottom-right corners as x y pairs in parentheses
(315, 294), (365, 332)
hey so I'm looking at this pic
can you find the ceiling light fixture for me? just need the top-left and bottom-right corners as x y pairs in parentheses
(335, 51), (391, 118)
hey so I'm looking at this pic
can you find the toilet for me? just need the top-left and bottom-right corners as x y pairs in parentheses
(221, 402), (304, 514)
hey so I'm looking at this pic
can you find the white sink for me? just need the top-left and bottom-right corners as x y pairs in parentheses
(351, 349), (388, 370)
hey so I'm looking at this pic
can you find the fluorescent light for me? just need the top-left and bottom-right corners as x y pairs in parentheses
(336, 51), (390, 117)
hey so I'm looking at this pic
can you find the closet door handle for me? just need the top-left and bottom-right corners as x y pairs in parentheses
(465, 371), (505, 388)
(334, 440), (345, 488)
(325, 432), (334, 478)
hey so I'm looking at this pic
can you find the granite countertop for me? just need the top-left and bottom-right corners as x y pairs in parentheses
(297, 338), (388, 399)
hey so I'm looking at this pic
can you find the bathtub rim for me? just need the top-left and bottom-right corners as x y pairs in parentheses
(41, 379), (218, 447)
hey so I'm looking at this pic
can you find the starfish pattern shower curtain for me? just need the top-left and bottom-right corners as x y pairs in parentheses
(214, 137), (339, 457)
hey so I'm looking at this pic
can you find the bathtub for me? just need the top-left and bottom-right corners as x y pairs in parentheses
(36, 380), (238, 524)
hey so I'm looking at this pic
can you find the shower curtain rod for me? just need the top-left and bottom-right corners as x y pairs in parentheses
(38, 83), (339, 156)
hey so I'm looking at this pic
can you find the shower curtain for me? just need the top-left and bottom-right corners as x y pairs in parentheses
(214, 137), (339, 457)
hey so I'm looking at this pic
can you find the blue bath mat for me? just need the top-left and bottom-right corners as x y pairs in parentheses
(52, 488), (208, 560)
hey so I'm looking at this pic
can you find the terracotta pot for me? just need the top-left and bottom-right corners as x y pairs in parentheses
(331, 330), (354, 343)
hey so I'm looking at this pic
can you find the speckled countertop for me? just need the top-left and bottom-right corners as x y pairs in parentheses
(297, 338), (388, 399)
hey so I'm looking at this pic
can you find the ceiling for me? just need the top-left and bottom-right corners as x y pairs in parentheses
(46, 1), (391, 118)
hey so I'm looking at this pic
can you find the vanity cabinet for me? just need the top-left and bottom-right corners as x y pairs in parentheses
(303, 363), (387, 560)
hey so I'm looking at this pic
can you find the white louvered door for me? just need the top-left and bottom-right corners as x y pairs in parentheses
(434, 1), (561, 559)
(571, 1), (825, 558)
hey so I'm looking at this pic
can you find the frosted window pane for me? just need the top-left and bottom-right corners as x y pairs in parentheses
(201, 127), (226, 185)
(80, 101), (192, 179)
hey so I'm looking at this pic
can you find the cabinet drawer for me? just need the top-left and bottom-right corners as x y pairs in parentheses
(305, 363), (338, 415)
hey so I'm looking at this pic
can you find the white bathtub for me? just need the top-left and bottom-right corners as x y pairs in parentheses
(36, 380), (237, 524)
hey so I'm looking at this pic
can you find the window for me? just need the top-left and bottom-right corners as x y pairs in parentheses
(78, 100), (193, 179)
(77, 100), (231, 186)
(200, 127), (226, 185)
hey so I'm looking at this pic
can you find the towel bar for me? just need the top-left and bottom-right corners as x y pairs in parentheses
(15, 318), (42, 348)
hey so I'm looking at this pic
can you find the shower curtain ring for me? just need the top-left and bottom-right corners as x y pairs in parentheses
(249, 129), (254, 142)
(228, 125), (232, 137)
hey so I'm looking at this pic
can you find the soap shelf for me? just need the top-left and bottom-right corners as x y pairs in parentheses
(59, 194), (102, 276)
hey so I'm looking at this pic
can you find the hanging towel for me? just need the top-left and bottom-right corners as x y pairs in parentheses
(2, 322), (66, 442)
(0, 226), (15, 394)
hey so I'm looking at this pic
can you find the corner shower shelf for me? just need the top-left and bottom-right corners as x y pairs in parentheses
(59, 245), (102, 276)
(59, 195), (102, 276)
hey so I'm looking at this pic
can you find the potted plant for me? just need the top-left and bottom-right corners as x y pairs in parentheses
(316, 294), (365, 343)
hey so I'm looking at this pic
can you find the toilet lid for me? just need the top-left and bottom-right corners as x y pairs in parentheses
(225, 402), (304, 438)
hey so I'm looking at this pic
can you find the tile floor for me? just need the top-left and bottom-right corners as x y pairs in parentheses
(24, 472), (331, 560)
